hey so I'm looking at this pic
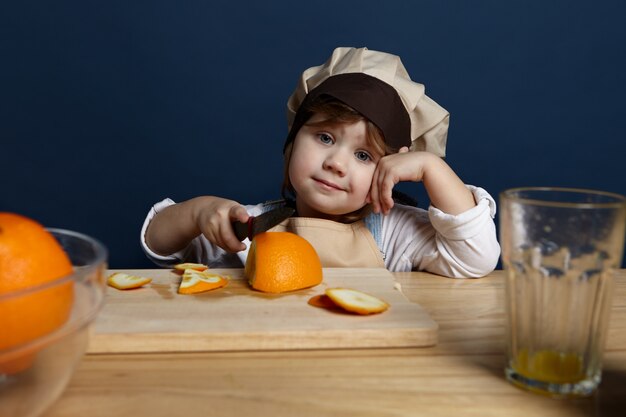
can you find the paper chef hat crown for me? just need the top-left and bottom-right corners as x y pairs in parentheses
(285, 47), (450, 156)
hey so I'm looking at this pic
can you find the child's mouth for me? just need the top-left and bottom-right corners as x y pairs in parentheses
(314, 178), (344, 192)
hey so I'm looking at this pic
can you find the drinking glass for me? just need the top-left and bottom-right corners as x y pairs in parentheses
(500, 187), (626, 397)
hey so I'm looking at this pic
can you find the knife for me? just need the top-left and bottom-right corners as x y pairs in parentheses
(232, 206), (295, 241)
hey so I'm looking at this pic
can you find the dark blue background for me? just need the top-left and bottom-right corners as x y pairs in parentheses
(2, 1), (625, 268)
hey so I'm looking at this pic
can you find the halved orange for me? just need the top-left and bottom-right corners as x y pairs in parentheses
(245, 232), (322, 293)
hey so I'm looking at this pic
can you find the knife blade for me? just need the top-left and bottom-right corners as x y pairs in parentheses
(232, 206), (295, 241)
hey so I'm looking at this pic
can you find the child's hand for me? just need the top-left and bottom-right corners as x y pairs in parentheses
(368, 147), (422, 214)
(145, 196), (250, 257)
(368, 148), (475, 215)
(194, 197), (249, 253)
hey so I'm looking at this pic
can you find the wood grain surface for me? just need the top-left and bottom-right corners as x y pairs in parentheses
(43, 269), (626, 417)
(89, 268), (438, 353)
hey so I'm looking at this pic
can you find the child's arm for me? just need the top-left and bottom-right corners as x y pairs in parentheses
(368, 147), (475, 215)
(145, 196), (249, 256)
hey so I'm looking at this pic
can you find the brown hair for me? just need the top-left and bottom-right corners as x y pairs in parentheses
(282, 96), (396, 223)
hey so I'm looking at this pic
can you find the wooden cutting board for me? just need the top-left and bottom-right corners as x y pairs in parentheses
(88, 268), (437, 353)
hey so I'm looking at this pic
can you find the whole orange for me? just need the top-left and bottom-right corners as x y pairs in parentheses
(245, 232), (323, 293)
(0, 212), (74, 374)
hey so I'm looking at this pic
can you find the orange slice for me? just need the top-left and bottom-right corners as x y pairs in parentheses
(307, 294), (345, 312)
(107, 273), (152, 290)
(178, 269), (228, 294)
(324, 288), (389, 315)
(173, 262), (208, 272)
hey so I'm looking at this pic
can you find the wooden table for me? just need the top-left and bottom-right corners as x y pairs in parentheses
(44, 270), (626, 417)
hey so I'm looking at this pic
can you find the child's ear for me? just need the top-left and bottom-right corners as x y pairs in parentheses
(398, 146), (410, 154)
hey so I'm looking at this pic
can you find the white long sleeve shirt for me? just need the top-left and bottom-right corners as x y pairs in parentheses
(140, 185), (500, 278)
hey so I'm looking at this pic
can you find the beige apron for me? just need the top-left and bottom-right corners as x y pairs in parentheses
(269, 217), (385, 268)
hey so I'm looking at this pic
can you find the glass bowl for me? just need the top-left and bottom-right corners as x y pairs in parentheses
(0, 228), (107, 417)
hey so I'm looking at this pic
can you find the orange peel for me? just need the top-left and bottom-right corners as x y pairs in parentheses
(178, 269), (228, 294)
(173, 262), (208, 272)
(107, 273), (152, 290)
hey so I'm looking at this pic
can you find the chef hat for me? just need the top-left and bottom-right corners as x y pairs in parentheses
(285, 47), (450, 157)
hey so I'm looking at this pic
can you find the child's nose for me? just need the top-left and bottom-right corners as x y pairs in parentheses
(323, 151), (348, 175)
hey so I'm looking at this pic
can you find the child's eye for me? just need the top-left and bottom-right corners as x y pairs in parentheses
(318, 133), (333, 144)
(355, 151), (372, 162)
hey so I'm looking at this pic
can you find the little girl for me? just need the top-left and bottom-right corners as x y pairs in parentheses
(141, 47), (500, 277)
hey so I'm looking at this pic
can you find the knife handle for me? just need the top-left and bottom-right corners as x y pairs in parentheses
(232, 217), (253, 241)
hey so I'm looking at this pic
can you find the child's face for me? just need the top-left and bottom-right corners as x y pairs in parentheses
(288, 113), (383, 220)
